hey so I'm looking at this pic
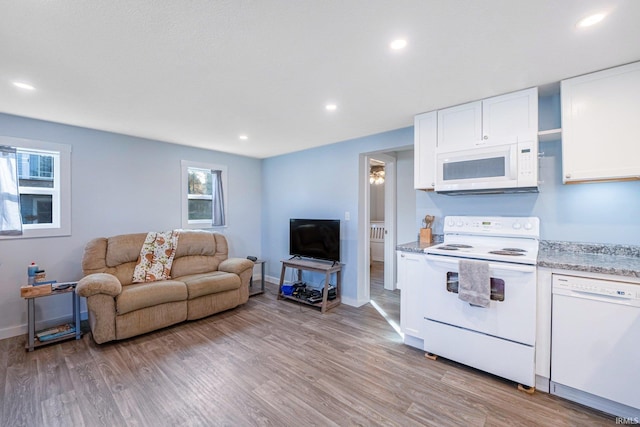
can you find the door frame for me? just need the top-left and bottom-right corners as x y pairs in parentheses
(356, 151), (397, 306)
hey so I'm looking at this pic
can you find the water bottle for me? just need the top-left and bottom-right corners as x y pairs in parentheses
(27, 262), (38, 286)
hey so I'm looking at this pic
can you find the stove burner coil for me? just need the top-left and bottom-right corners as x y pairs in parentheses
(502, 248), (527, 252)
(489, 250), (525, 256)
(438, 244), (473, 251)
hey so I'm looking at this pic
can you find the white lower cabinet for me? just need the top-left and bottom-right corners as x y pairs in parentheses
(397, 251), (427, 348)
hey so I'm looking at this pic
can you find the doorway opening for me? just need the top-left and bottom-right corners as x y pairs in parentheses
(367, 157), (400, 326)
(358, 146), (414, 332)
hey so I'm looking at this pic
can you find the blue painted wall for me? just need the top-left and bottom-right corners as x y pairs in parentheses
(417, 93), (640, 243)
(261, 128), (413, 301)
(2, 89), (638, 335)
(417, 138), (640, 243)
(0, 113), (262, 338)
(262, 95), (640, 305)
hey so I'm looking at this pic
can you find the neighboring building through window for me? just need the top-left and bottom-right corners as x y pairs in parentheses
(0, 136), (71, 239)
(18, 150), (57, 226)
(181, 160), (227, 228)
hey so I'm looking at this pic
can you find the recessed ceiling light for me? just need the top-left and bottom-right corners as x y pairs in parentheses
(390, 39), (407, 50)
(576, 13), (606, 28)
(239, 134), (248, 140)
(12, 81), (35, 91)
(325, 104), (337, 111)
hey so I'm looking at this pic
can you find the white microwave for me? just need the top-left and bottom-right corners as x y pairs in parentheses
(435, 141), (538, 194)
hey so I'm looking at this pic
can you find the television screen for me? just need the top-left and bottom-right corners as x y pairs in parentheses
(289, 219), (340, 262)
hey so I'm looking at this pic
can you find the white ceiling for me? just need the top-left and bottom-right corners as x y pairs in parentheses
(1, 1), (640, 159)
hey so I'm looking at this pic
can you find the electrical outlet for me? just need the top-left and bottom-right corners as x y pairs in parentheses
(345, 211), (350, 221)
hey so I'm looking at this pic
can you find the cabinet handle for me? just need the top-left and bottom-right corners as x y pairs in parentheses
(401, 254), (405, 258)
(483, 135), (488, 140)
(565, 174), (572, 179)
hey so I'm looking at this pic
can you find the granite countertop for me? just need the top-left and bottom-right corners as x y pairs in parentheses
(538, 241), (640, 279)
(397, 235), (443, 253)
(396, 241), (436, 253)
(398, 239), (640, 279)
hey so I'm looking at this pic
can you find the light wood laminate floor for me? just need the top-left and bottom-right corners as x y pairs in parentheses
(369, 261), (400, 326)
(1, 280), (613, 426)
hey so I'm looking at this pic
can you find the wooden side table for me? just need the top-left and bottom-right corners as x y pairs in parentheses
(23, 285), (82, 351)
(278, 258), (341, 313)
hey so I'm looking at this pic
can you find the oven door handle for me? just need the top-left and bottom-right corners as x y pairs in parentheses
(425, 254), (536, 273)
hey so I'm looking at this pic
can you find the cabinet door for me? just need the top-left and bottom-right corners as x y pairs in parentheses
(437, 100), (482, 148)
(482, 87), (538, 144)
(414, 111), (437, 190)
(399, 252), (426, 339)
(561, 62), (640, 183)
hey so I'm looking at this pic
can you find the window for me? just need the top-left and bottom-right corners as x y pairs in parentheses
(18, 150), (58, 227)
(181, 160), (227, 228)
(0, 136), (71, 239)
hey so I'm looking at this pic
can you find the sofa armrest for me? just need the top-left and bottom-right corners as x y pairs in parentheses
(76, 273), (122, 298)
(218, 258), (254, 275)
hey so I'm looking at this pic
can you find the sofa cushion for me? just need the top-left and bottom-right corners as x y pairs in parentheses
(170, 231), (228, 277)
(116, 280), (187, 315)
(177, 271), (241, 300)
(107, 233), (147, 267)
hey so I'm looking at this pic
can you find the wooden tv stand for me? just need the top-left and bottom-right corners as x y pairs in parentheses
(278, 258), (341, 313)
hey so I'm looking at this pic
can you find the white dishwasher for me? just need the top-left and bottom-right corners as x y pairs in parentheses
(551, 274), (640, 419)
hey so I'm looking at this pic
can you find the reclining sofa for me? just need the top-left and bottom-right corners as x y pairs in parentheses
(76, 230), (254, 344)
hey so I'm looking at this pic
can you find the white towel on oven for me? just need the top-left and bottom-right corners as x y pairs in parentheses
(458, 259), (490, 308)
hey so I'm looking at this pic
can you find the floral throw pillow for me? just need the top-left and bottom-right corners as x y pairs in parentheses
(132, 230), (180, 283)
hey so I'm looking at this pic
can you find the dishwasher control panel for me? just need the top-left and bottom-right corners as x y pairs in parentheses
(553, 274), (640, 302)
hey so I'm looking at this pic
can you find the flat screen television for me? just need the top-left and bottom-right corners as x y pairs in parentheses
(289, 219), (340, 262)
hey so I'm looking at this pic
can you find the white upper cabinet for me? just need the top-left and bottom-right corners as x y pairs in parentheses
(414, 111), (437, 190)
(561, 61), (640, 183)
(414, 87), (538, 190)
(436, 101), (482, 148)
(437, 87), (538, 149)
(482, 88), (538, 143)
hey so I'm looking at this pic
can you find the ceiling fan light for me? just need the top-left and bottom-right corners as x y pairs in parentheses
(369, 164), (385, 185)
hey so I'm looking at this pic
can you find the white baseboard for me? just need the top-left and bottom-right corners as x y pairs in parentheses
(0, 324), (28, 341)
(403, 334), (424, 350)
(536, 375), (550, 393)
(341, 296), (369, 307)
(265, 274), (280, 285)
(0, 311), (88, 341)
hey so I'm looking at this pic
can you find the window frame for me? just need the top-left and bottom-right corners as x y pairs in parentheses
(181, 160), (228, 229)
(0, 136), (71, 240)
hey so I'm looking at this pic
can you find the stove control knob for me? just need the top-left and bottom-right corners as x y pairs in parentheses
(456, 220), (463, 227)
(447, 219), (455, 227)
(512, 222), (522, 230)
(524, 222), (533, 230)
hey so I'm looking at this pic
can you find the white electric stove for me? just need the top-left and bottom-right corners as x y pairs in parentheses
(426, 216), (539, 264)
(423, 216), (540, 388)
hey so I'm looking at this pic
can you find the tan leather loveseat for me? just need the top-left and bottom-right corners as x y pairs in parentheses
(76, 231), (254, 344)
